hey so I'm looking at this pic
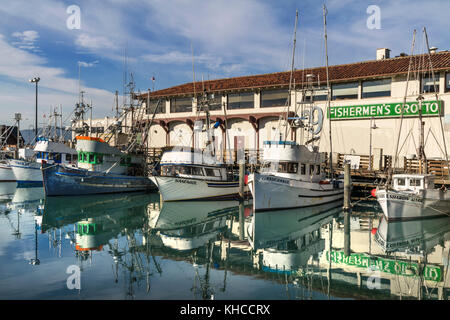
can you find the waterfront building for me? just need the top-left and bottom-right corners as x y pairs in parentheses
(90, 49), (450, 169)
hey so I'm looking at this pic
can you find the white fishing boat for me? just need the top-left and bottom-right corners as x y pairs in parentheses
(375, 29), (450, 221)
(247, 10), (343, 212)
(376, 174), (450, 221)
(150, 147), (244, 201)
(9, 136), (77, 186)
(0, 161), (15, 182)
(248, 141), (344, 212)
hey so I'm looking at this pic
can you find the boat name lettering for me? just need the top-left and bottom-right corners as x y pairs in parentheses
(175, 179), (197, 185)
(261, 176), (289, 184)
(387, 194), (423, 202)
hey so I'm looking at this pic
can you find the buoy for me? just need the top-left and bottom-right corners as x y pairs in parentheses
(371, 188), (377, 197)
(371, 228), (377, 235)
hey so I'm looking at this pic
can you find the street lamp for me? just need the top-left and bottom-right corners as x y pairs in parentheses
(29, 77), (40, 143)
(369, 117), (378, 171)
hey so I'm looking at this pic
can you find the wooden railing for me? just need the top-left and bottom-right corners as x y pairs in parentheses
(404, 158), (450, 177)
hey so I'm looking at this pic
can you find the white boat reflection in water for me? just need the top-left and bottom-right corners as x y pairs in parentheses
(0, 182), (17, 201)
(153, 200), (240, 251)
(247, 200), (342, 273)
(374, 215), (450, 256)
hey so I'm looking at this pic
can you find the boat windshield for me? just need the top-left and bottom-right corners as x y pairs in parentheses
(262, 161), (298, 174)
(162, 165), (205, 177)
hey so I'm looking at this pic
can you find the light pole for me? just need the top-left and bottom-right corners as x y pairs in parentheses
(29, 77), (40, 142)
(369, 117), (378, 171)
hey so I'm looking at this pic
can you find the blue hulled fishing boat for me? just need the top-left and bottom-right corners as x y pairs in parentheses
(42, 136), (156, 196)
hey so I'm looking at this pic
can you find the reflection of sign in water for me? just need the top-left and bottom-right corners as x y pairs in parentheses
(344, 155), (360, 169)
(329, 100), (442, 120)
(326, 250), (442, 282)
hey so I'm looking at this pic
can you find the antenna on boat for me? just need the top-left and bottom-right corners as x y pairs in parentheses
(323, 4), (333, 179)
(284, 9), (298, 143)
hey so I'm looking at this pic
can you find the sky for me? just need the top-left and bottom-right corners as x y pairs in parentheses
(0, 0), (449, 129)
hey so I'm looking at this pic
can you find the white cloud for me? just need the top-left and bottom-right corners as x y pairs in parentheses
(11, 30), (40, 52)
(78, 60), (99, 68)
(75, 34), (118, 51)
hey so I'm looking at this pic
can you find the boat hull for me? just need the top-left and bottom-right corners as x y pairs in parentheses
(248, 173), (344, 212)
(9, 159), (42, 186)
(150, 176), (247, 201)
(42, 163), (156, 196)
(376, 188), (450, 221)
(0, 162), (16, 182)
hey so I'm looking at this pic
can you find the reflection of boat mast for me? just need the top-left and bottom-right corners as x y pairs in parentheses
(30, 219), (40, 265)
(191, 240), (215, 300)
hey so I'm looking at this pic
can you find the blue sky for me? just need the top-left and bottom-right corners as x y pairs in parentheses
(0, 0), (449, 128)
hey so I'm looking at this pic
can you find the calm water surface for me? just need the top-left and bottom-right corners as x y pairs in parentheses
(0, 183), (448, 300)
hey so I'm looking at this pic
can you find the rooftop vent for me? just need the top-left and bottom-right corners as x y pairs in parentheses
(376, 48), (391, 60)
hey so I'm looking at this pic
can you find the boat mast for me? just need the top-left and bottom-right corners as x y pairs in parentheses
(323, 4), (332, 179)
(424, 27), (449, 178)
(284, 10), (298, 143)
(390, 30), (416, 185)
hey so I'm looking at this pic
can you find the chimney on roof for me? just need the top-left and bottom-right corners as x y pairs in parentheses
(376, 48), (390, 60)
(429, 46), (438, 54)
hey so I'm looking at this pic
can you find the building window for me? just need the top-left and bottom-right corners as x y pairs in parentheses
(332, 82), (358, 100)
(200, 94), (222, 111)
(260, 89), (289, 107)
(421, 74), (439, 93)
(304, 86), (329, 102)
(362, 79), (391, 98)
(227, 92), (254, 109)
(445, 73), (450, 92)
(170, 97), (193, 113)
(146, 99), (166, 114)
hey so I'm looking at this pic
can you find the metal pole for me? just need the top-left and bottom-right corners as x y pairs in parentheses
(343, 163), (352, 257)
(16, 118), (20, 159)
(35, 81), (38, 142)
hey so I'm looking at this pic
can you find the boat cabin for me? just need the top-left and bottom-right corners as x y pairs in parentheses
(260, 141), (327, 182)
(159, 147), (229, 181)
(34, 136), (77, 165)
(392, 174), (435, 192)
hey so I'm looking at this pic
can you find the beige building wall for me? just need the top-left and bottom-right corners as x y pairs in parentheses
(87, 71), (450, 165)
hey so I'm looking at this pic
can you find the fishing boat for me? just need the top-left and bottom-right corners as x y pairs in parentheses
(375, 29), (450, 221)
(150, 147), (245, 201)
(150, 88), (248, 201)
(42, 136), (156, 196)
(9, 136), (77, 186)
(247, 9), (343, 212)
(0, 161), (15, 183)
(248, 141), (344, 212)
(376, 174), (450, 221)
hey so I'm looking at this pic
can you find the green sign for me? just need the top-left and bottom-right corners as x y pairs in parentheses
(329, 100), (442, 120)
(326, 250), (442, 282)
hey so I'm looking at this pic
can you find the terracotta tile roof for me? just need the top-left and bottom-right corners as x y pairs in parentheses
(139, 51), (450, 99)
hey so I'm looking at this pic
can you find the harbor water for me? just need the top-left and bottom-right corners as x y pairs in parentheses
(0, 182), (448, 300)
